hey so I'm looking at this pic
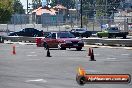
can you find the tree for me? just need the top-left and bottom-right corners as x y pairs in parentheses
(82, 0), (122, 19)
(0, 0), (13, 23)
(13, 0), (25, 14)
(32, 0), (42, 9)
(82, 16), (88, 28)
(82, 0), (94, 18)
(51, 0), (75, 9)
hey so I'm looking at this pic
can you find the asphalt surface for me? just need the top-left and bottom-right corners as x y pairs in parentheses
(0, 43), (132, 88)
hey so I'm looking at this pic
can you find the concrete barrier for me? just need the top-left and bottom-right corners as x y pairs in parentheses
(4, 36), (37, 43)
(3, 36), (132, 46)
(83, 38), (132, 46)
(82, 38), (101, 45)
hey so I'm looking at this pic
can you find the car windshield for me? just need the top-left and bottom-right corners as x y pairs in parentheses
(76, 29), (86, 31)
(43, 32), (51, 37)
(57, 32), (76, 38)
(108, 27), (118, 30)
(107, 27), (119, 32)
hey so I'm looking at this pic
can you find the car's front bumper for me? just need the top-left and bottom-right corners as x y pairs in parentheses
(61, 43), (84, 48)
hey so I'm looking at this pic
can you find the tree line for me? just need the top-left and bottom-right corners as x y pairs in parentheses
(0, 0), (24, 23)
(0, 0), (123, 23)
(51, 0), (122, 18)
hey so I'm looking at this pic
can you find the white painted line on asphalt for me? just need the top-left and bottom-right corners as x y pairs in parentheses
(121, 54), (129, 56)
(26, 43), (36, 45)
(4, 41), (14, 44)
(30, 52), (36, 54)
(26, 59), (41, 61)
(107, 58), (117, 60)
(103, 46), (118, 48)
(85, 45), (97, 47)
(27, 55), (37, 57)
(25, 79), (47, 83)
(94, 53), (100, 56)
(18, 42), (36, 45)
(124, 47), (132, 50)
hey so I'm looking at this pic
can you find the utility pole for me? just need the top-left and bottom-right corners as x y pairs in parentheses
(80, 0), (83, 28)
(105, 0), (107, 23)
(93, 0), (96, 31)
(27, 0), (29, 14)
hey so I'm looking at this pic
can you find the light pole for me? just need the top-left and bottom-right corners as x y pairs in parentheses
(80, 0), (83, 28)
(27, 0), (29, 14)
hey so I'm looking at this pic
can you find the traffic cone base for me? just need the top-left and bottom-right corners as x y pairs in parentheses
(13, 50), (16, 55)
(46, 49), (51, 57)
(89, 49), (96, 61)
(88, 48), (91, 56)
(12, 45), (16, 55)
(90, 55), (96, 61)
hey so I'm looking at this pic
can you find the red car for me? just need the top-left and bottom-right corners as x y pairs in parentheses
(41, 31), (84, 50)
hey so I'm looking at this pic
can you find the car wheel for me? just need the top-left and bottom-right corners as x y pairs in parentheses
(76, 75), (86, 86)
(43, 43), (48, 50)
(123, 35), (126, 39)
(108, 34), (112, 38)
(80, 35), (84, 38)
(112, 35), (116, 38)
(76, 47), (82, 51)
(0, 36), (4, 43)
(108, 35), (112, 38)
(98, 36), (102, 38)
(58, 44), (66, 50)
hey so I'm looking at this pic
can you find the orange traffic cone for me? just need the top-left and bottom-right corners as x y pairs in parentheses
(12, 45), (16, 55)
(88, 48), (92, 56)
(90, 49), (96, 61)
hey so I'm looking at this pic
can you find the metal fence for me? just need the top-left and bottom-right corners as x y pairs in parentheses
(0, 14), (131, 33)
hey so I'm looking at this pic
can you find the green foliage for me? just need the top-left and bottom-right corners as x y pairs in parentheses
(32, 0), (42, 9)
(50, 0), (57, 6)
(82, 0), (121, 18)
(96, 10), (105, 17)
(0, 8), (12, 23)
(0, 0), (25, 23)
(50, 0), (121, 18)
(51, 0), (75, 9)
(0, 0), (13, 23)
(13, 0), (25, 14)
(82, 16), (88, 26)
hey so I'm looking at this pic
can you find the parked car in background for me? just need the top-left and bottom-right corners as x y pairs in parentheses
(0, 35), (4, 43)
(8, 28), (43, 37)
(41, 31), (84, 51)
(97, 27), (129, 38)
(70, 28), (92, 38)
(43, 31), (51, 37)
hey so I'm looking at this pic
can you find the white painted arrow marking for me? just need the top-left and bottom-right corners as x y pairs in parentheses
(27, 55), (37, 57)
(25, 79), (47, 83)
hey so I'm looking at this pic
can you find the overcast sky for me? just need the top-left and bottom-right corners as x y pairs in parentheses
(20, 0), (32, 9)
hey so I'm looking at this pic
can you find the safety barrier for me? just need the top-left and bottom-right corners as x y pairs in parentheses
(3, 36), (132, 46)
(83, 38), (132, 46)
(3, 36), (40, 43)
